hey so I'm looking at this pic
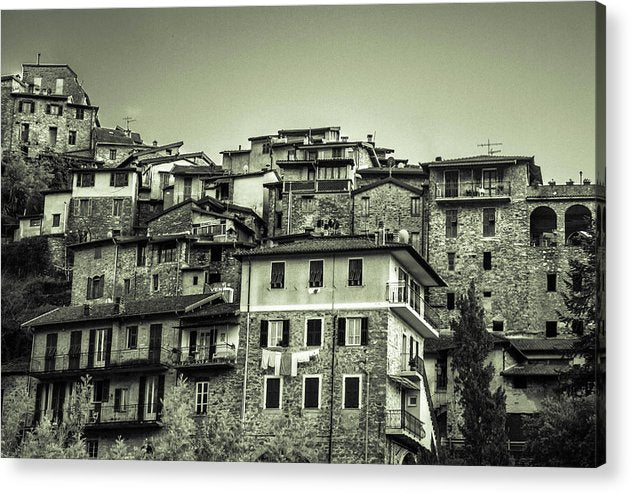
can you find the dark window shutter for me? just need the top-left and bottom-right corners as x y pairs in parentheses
(87, 329), (96, 368)
(86, 277), (93, 299)
(18, 101), (23, 112)
(138, 376), (146, 420)
(45, 104), (50, 114)
(102, 379), (110, 402)
(114, 388), (121, 411)
(260, 320), (268, 348)
(157, 375), (165, 418)
(337, 318), (346, 346)
(30, 102), (35, 113)
(110, 173), (115, 186)
(344, 377), (360, 408)
(307, 319), (322, 346)
(281, 320), (290, 347)
(265, 378), (280, 409)
(360, 318), (369, 346)
(105, 327), (112, 366)
(189, 330), (197, 358)
(304, 377), (319, 408)
(59, 105), (63, 116)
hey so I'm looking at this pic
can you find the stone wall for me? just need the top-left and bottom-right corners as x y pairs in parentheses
(67, 197), (135, 242)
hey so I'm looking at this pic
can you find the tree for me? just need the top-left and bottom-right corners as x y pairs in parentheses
(104, 436), (146, 460)
(1, 385), (32, 457)
(1, 154), (52, 217)
(522, 394), (596, 467)
(253, 414), (321, 463)
(450, 281), (509, 466)
(195, 409), (247, 462)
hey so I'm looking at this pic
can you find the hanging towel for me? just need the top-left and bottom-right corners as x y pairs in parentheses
(291, 352), (300, 377)
(280, 352), (292, 376)
(274, 352), (282, 376)
(261, 349), (271, 369)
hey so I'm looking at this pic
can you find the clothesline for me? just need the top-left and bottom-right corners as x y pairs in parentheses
(261, 348), (320, 377)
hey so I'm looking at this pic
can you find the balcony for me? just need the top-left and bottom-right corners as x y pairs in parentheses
(85, 403), (162, 430)
(386, 281), (439, 338)
(29, 347), (173, 377)
(435, 181), (511, 203)
(191, 222), (228, 238)
(173, 343), (237, 371)
(282, 179), (352, 193)
(385, 409), (426, 448)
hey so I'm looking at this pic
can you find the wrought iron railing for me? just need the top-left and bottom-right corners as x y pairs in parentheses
(282, 179), (352, 193)
(386, 281), (439, 329)
(29, 347), (173, 373)
(175, 343), (237, 366)
(86, 403), (161, 425)
(399, 352), (425, 373)
(385, 409), (426, 440)
(192, 222), (227, 236)
(435, 181), (511, 199)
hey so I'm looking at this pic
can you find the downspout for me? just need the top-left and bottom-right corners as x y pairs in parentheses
(327, 255), (337, 463)
(25, 326), (36, 439)
(364, 371), (371, 463)
(112, 239), (119, 300)
(241, 257), (252, 423)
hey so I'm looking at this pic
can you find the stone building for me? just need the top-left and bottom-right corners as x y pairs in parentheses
(234, 236), (446, 464)
(1, 64), (98, 158)
(92, 127), (150, 167)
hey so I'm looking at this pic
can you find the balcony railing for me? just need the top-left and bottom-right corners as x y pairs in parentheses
(86, 403), (161, 426)
(192, 222), (227, 236)
(435, 181), (511, 199)
(282, 179), (352, 193)
(174, 343), (237, 367)
(385, 409), (426, 441)
(29, 347), (173, 374)
(386, 281), (439, 329)
(399, 353), (425, 374)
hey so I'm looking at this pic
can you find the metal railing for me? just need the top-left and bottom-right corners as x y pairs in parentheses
(440, 437), (527, 453)
(86, 403), (161, 425)
(29, 347), (173, 373)
(385, 409), (426, 441)
(175, 343), (237, 366)
(282, 179), (352, 193)
(435, 181), (511, 199)
(192, 222), (227, 236)
(399, 352), (425, 373)
(386, 281), (440, 329)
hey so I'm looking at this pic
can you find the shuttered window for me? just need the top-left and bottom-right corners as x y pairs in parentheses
(266, 320), (288, 348)
(348, 258), (363, 286)
(309, 260), (324, 288)
(303, 377), (320, 409)
(270, 262), (285, 289)
(483, 208), (496, 237)
(264, 377), (281, 409)
(343, 376), (361, 409)
(77, 173), (95, 187)
(110, 172), (129, 187)
(410, 197), (421, 216)
(306, 319), (322, 346)
(445, 210), (458, 238)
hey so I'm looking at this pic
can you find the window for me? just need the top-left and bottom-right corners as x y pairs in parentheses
(94, 246), (102, 259)
(546, 321), (558, 338)
(110, 172), (129, 187)
(19, 100), (35, 113)
(361, 196), (370, 216)
(137, 244), (146, 266)
(572, 319), (585, 336)
(410, 232), (421, 252)
(195, 381), (209, 414)
(483, 252), (492, 270)
(265, 320), (287, 348)
(48, 127), (58, 145)
(343, 376), (361, 409)
(447, 252), (455, 271)
(483, 291), (492, 298)
(547, 273), (557, 292)
(55, 78), (64, 94)
(270, 262), (285, 289)
(111, 229), (121, 237)
(445, 210), (458, 238)
(340, 317), (367, 346)
(46, 104), (63, 116)
(309, 260), (324, 288)
(126, 326), (138, 349)
(275, 211), (283, 229)
(109, 149), (117, 160)
(513, 377), (528, 389)
(303, 376), (321, 409)
(86, 439), (99, 459)
(348, 258), (363, 286)
(262, 142), (271, 154)
(124, 279), (131, 295)
(29, 218), (41, 227)
(193, 276), (199, 286)
(159, 173), (170, 190)
(52, 214), (60, 227)
(572, 272), (583, 292)
(20, 123), (29, 142)
(76, 107), (85, 120)
(446, 292), (455, 310)
(112, 199), (123, 217)
(158, 244), (176, 263)
(407, 395), (418, 407)
(77, 199), (92, 216)
(332, 147), (343, 158)
(86, 275), (104, 299)
(483, 208), (496, 237)
(183, 177), (193, 200)
(306, 319), (322, 346)
(77, 173), (95, 187)
(114, 388), (129, 412)
(68, 130), (77, 145)
(411, 197), (421, 216)
(264, 376), (282, 409)
(493, 320), (504, 332)
(303, 197), (315, 213)
(152, 274), (159, 292)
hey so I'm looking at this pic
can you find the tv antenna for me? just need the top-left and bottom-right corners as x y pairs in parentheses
(123, 116), (136, 131)
(478, 139), (503, 155)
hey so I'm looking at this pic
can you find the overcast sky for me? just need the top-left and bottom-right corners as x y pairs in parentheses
(1, 2), (601, 182)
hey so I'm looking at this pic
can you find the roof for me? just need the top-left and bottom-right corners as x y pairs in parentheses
(171, 164), (218, 176)
(220, 149), (251, 154)
(178, 302), (240, 319)
(22, 63), (79, 78)
(424, 332), (509, 353)
(42, 189), (72, 195)
(94, 127), (144, 146)
(421, 155), (534, 167)
(352, 177), (424, 196)
(278, 126), (340, 135)
(357, 167), (427, 176)
(509, 338), (577, 352)
(24, 294), (228, 327)
(139, 152), (215, 167)
(501, 363), (571, 377)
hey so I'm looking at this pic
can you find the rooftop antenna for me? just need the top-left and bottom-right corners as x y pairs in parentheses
(477, 138), (503, 156)
(123, 116), (136, 131)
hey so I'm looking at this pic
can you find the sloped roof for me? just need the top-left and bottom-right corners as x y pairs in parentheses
(421, 155), (534, 167)
(171, 164), (218, 176)
(501, 363), (571, 377)
(509, 338), (577, 352)
(352, 177), (424, 196)
(424, 332), (509, 353)
(94, 127), (143, 145)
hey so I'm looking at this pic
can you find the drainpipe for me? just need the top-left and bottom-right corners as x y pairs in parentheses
(327, 255), (337, 463)
(241, 258), (252, 423)
(112, 238), (119, 300)
(364, 370), (371, 463)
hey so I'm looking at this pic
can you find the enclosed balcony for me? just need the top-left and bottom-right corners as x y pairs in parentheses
(29, 347), (173, 378)
(385, 409), (426, 448)
(282, 179), (352, 193)
(386, 281), (439, 338)
(173, 342), (237, 371)
(85, 403), (162, 430)
(435, 180), (511, 203)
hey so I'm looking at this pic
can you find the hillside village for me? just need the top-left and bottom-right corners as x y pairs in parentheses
(1, 62), (605, 464)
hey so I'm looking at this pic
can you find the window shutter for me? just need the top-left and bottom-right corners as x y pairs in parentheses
(360, 318), (369, 346)
(58, 106), (63, 116)
(30, 102), (35, 114)
(45, 104), (50, 114)
(281, 320), (290, 347)
(87, 329), (96, 368)
(18, 101), (23, 113)
(157, 375), (165, 419)
(260, 320), (268, 348)
(114, 389), (121, 411)
(102, 379), (110, 402)
(110, 173), (115, 187)
(99, 275), (105, 298)
(104, 327), (112, 366)
(73, 199), (79, 217)
(86, 277), (93, 299)
(138, 376), (146, 421)
(189, 331), (197, 358)
(337, 318), (346, 346)
(88, 199), (93, 216)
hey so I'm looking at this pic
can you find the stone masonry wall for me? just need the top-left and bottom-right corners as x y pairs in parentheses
(67, 197), (134, 242)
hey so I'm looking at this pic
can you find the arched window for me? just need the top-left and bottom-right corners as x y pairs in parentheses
(530, 206), (557, 246)
(565, 205), (592, 245)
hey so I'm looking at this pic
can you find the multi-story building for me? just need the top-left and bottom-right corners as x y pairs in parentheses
(92, 127), (150, 167)
(1, 64), (99, 158)
(235, 236), (446, 464)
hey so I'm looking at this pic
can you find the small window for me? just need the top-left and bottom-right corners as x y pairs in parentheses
(343, 376), (361, 409)
(306, 319), (322, 346)
(152, 274), (159, 292)
(76, 107), (85, 120)
(410, 196), (421, 217)
(126, 326), (138, 349)
(86, 275), (104, 299)
(447, 252), (455, 271)
(46, 104), (62, 116)
(267, 320), (285, 348)
(348, 258), (363, 286)
(137, 244), (146, 266)
(407, 395), (418, 407)
(29, 218), (41, 227)
(77, 199), (92, 216)
(345, 318), (362, 346)
(183, 177), (193, 200)
(275, 211), (283, 229)
(572, 319), (585, 336)
(303, 376), (321, 409)
(157, 244), (176, 263)
(309, 260), (324, 288)
(513, 377), (528, 389)
(86, 439), (99, 459)
(445, 210), (458, 238)
(196, 381), (209, 415)
(124, 279), (131, 295)
(270, 262), (285, 289)
(546, 321), (558, 338)
(48, 127), (58, 145)
(483, 252), (492, 270)
(94, 246), (102, 259)
(446, 292), (455, 310)
(193, 276), (199, 286)
(68, 130), (77, 145)
(114, 388), (129, 412)
(19, 100), (35, 113)
(303, 197), (315, 213)
(492, 320), (504, 332)
(52, 214), (60, 227)
(483, 291), (492, 298)
(572, 272), (583, 292)
(264, 377), (282, 409)
(547, 273), (557, 292)
(361, 196), (370, 216)
(77, 173), (95, 187)
(112, 199), (123, 217)
(110, 172), (129, 187)
(483, 208), (496, 237)
(109, 149), (117, 160)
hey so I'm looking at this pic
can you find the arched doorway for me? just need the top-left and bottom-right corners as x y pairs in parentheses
(401, 452), (417, 465)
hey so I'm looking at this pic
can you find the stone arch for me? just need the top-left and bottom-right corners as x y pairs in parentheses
(401, 452), (417, 465)
(530, 206), (558, 246)
(565, 204), (592, 245)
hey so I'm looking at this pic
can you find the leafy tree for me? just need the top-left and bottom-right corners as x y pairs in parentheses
(522, 394), (596, 467)
(254, 415), (321, 463)
(1, 384), (32, 457)
(104, 436), (146, 460)
(195, 409), (247, 462)
(1, 154), (52, 217)
(450, 281), (509, 466)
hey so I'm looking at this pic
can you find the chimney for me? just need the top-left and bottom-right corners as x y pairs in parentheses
(153, 140), (158, 147)
(367, 134), (373, 143)
(83, 304), (90, 317)
(435, 156), (442, 162)
(238, 144), (242, 151)
(341, 136), (348, 142)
